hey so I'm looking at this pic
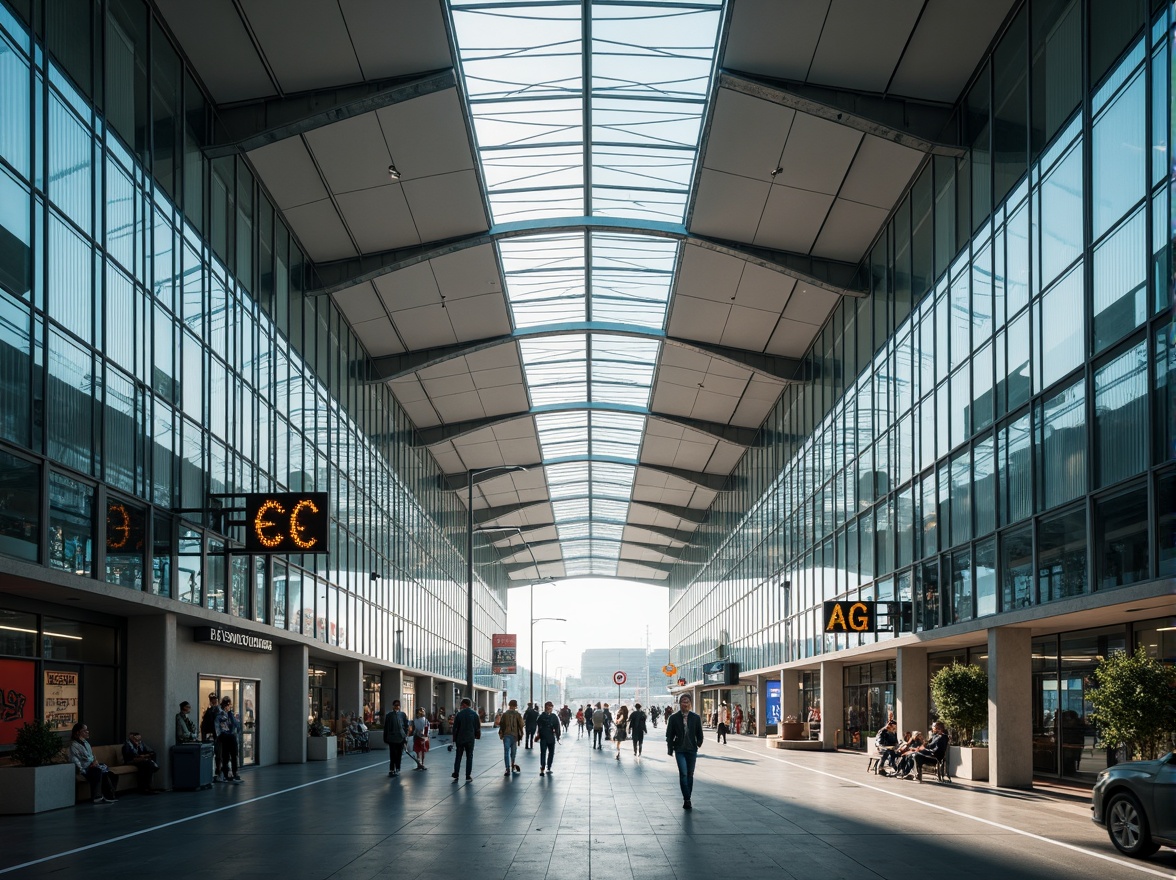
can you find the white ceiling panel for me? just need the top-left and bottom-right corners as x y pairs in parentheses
(304, 113), (394, 194)
(350, 317), (403, 358)
(390, 303), (458, 348)
(732, 394), (776, 428)
(753, 186), (833, 253)
(377, 90), (477, 180)
(650, 383), (700, 415)
(666, 295), (731, 343)
(398, 397), (438, 427)
(806, 0), (923, 92)
(466, 343), (521, 372)
(690, 390), (739, 424)
(431, 245), (502, 301)
(766, 319), (821, 358)
(689, 170), (769, 242)
(282, 199), (357, 262)
(674, 246), (744, 304)
(421, 372), (476, 398)
(476, 385), (530, 415)
(239, 0), (363, 95)
(153, 0), (275, 103)
(374, 262), (440, 311)
(811, 200), (890, 262)
(340, 0), (452, 81)
(335, 185), (420, 253)
(733, 262), (796, 311)
(889, 0), (1017, 102)
(776, 113), (862, 196)
(471, 366), (524, 390)
(389, 375), (428, 403)
(403, 171), (488, 243)
(719, 304), (777, 352)
(332, 282), (387, 324)
(490, 416), (538, 442)
(246, 138), (327, 210)
(703, 90), (795, 182)
(782, 285), (840, 325)
(432, 390), (486, 423)
(721, 0), (829, 82)
(445, 293), (512, 341)
(838, 136), (926, 210)
(706, 444), (747, 473)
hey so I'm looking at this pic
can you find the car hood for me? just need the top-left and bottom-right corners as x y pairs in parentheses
(1105, 753), (1174, 775)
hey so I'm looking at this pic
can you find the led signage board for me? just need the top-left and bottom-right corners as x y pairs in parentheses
(492, 634), (517, 674)
(105, 501), (145, 552)
(702, 661), (738, 685)
(245, 493), (329, 554)
(823, 600), (876, 633)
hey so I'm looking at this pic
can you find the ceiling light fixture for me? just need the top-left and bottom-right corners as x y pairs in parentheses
(387, 162), (401, 181)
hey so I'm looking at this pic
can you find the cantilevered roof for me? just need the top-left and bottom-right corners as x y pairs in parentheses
(157, 0), (1017, 585)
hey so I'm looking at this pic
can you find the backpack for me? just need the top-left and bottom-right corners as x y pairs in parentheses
(592, 712), (604, 731)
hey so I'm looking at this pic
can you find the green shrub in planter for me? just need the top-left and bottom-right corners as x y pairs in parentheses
(12, 721), (64, 767)
(1088, 647), (1176, 761)
(930, 663), (988, 746)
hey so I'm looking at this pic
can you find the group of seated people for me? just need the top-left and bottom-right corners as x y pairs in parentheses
(874, 719), (949, 781)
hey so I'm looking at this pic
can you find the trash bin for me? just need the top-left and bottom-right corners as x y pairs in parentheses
(171, 742), (214, 790)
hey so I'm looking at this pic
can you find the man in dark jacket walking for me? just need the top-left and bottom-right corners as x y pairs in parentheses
(629, 702), (648, 757)
(383, 700), (410, 777)
(666, 694), (704, 809)
(451, 698), (480, 782)
(536, 701), (561, 776)
(523, 702), (540, 750)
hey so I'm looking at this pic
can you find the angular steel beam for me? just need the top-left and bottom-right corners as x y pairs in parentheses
(414, 405), (760, 448)
(472, 497), (709, 527)
(718, 70), (964, 158)
(497, 538), (694, 562)
(308, 218), (867, 298)
(205, 70), (457, 158)
(444, 458), (733, 493)
(480, 520), (697, 547)
(369, 326), (804, 384)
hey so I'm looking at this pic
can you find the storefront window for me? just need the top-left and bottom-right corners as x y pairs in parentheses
(308, 665), (337, 730)
(0, 608), (37, 656)
(362, 674), (381, 724)
(48, 472), (93, 576)
(104, 497), (145, 590)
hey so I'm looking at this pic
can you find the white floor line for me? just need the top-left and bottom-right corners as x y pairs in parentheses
(0, 761), (385, 876)
(728, 743), (1176, 880)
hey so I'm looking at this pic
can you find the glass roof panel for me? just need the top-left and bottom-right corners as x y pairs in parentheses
(519, 335), (587, 405)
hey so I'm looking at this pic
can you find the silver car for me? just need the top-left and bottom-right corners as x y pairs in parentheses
(1091, 751), (1176, 858)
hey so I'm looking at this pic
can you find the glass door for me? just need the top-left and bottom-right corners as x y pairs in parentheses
(199, 675), (259, 766)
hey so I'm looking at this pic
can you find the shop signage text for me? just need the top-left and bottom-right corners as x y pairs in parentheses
(823, 600), (876, 633)
(702, 661), (738, 685)
(245, 492), (329, 554)
(492, 633), (517, 674)
(194, 624), (274, 653)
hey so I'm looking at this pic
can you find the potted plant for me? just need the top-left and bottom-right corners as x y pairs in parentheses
(780, 715), (804, 741)
(930, 662), (989, 781)
(306, 716), (336, 762)
(1088, 647), (1176, 762)
(1, 721), (76, 814)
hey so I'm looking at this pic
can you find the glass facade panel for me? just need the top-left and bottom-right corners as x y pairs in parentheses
(1092, 207), (1147, 353)
(48, 471), (93, 576)
(0, 447), (38, 561)
(1094, 485), (1149, 590)
(1093, 339), (1148, 487)
(1035, 379), (1085, 509)
(1091, 68), (1145, 239)
(1036, 506), (1086, 603)
(1001, 523), (1034, 610)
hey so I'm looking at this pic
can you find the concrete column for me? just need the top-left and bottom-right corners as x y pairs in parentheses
(278, 644), (309, 763)
(126, 613), (175, 788)
(381, 668), (404, 717)
(338, 661), (363, 721)
(781, 669), (801, 727)
(990, 627), (1033, 788)
(819, 660), (843, 750)
(754, 675), (767, 736)
(896, 645), (929, 736)
(417, 676), (434, 718)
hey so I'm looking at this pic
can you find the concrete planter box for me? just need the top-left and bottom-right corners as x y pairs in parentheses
(0, 763), (77, 814)
(769, 738), (822, 751)
(779, 722), (804, 740)
(948, 745), (988, 781)
(366, 733), (387, 750)
(306, 735), (337, 761)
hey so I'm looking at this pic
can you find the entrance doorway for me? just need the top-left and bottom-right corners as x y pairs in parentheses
(199, 675), (260, 766)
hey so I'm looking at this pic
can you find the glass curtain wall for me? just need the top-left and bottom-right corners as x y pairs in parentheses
(0, 1), (508, 689)
(670, 0), (1173, 683)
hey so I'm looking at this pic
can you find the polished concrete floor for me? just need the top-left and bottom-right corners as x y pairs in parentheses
(1, 730), (1173, 879)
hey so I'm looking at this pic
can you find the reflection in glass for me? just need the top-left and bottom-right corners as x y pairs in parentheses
(1037, 506), (1086, 603)
(48, 471), (92, 575)
(1036, 379), (1085, 510)
(1092, 208), (1146, 353)
(1094, 339), (1147, 487)
(1036, 261), (1084, 392)
(975, 536), (997, 617)
(1001, 523), (1033, 610)
(1038, 137), (1083, 288)
(1095, 487), (1149, 590)
(0, 448), (38, 561)
(1092, 69), (1145, 239)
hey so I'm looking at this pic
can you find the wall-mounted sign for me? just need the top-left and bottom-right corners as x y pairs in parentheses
(662, 663), (678, 677)
(765, 680), (782, 726)
(492, 634), (517, 674)
(43, 669), (78, 732)
(245, 492), (329, 554)
(823, 600), (876, 633)
(702, 661), (738, 685)
(105, 501), (145, 552)
(194, 624), (274, 653)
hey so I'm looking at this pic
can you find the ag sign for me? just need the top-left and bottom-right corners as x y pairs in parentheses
(823, 600), (876, 633)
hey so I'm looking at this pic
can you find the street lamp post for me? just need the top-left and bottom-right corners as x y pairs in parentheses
(541, 640), (565, 705)
(466, 465), (527, 707)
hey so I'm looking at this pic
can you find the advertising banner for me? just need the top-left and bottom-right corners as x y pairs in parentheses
(492, 634), (517, 674)
(765, 680), (782, 726)
(43, 669), (79, 732)
(0, 658), (34, 745)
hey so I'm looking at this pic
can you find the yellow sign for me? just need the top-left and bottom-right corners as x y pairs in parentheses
(662, 664), (678, 677)
(823, 600), (876, 633)
(245, 493), (330, 554)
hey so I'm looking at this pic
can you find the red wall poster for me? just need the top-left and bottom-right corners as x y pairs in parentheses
(492, 634), (517, 674)
(0, 658), (35, 745)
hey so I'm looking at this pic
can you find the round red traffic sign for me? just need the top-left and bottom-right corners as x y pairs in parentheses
(612, 670), (627, 686)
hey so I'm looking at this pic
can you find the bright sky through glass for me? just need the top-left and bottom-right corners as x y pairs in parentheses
(450, 0), (724, 576)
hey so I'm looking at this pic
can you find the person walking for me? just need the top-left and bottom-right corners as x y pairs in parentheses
(411, 706), (430, 770)
(733, 703), (744, 736)
(383, 700), (410, 776)
(612, 705), (629, 761)
(716, 701), (729, 744)
(498, 699), (524, 776)
(523, 702), (540, 750)
(576, 706), (585, 738)
(629, 702), (647, 757)
(591, 702), (605, 749)
(559, 704), (571, 734)
(666, 694), (704, 810)
(451, 698), (480, 782)
(649, 704), (659, 729)
(200, 691), (222, 781)
(537, 701), (561, 776)
(602, 703), (613, 741)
